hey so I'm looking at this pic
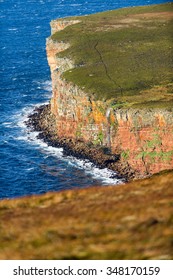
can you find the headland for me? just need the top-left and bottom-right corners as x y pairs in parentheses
(29, 2), (173, 180)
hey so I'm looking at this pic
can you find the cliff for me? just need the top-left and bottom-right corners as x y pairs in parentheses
(46, 4), (173, 178)
(0, 4), (173, 261)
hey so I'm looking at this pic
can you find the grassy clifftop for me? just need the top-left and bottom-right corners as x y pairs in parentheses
(51, 2), (173, 109)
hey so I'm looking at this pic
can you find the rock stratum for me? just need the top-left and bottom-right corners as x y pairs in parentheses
(45, 4), (173, 179)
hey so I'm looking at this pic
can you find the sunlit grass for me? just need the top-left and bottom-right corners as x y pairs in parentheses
(51, 2), (173, 108)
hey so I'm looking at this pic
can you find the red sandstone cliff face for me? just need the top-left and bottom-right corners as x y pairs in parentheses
(46, 20), (173, 176)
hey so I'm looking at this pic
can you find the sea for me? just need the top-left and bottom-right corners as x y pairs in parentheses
(0, 0), (168, 199)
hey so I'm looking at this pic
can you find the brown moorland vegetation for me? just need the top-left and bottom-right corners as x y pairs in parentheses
(0, 171), (172, 260)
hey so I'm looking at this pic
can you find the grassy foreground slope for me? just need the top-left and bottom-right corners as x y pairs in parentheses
(0, 171), (172, 260)
(52, 2), (173, 108)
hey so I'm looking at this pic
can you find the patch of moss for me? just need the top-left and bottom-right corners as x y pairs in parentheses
(121, 149), (130, 160)
(92, 130), (104, 145)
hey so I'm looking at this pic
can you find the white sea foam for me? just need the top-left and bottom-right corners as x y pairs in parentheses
(15, 79), (52, 130)
(70, 4), (82, 6)
(34, 80), (52, 99)
(26, 167), (35, 171)
(8, 28), (18, 31)
(14, 79), (122, 186)
(42, 80), (52, 92)
(3, 122), (13, 128)
(67, 157), (122, 185)
(16, 106), (122, 185)
(35, 80), (52, 89)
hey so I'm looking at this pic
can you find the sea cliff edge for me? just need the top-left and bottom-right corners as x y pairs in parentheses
(28, 5), (173, 181)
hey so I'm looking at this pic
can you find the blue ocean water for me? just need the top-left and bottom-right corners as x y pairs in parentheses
(0, 0), (169, 199)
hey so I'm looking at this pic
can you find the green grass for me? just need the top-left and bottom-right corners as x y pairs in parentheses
(51, 2), (173, 108)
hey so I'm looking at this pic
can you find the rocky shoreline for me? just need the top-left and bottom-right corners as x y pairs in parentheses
(26, 104), (141, 182)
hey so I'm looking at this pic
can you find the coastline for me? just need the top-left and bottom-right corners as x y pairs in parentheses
(45, 4), (173, 179)
(0, 2), (173, 261)
(26, 104), (140, 181)
(25, 4), (173, 183)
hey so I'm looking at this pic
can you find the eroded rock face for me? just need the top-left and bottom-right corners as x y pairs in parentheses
(111, 109), (173, 175)
(46, 20), (173, 176)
